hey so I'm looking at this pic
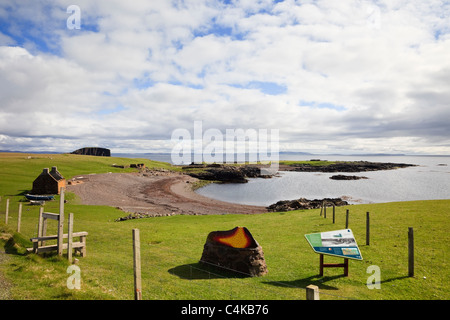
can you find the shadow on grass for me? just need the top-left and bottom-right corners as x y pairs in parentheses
(3, 235), (31, 256)
(1, 190), (29, 198)
(380, 275), (410, 284)
(263, 274), (347, 291)
(1, 225), (32, 256)
(169, 262), (251, 280)
(16, 190), (29, 196)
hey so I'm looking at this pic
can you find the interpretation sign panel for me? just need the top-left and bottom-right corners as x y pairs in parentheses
(305, 229), (363, 260)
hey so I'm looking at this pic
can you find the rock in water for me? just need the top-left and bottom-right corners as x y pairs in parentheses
(267, 197), (349, 212)
(185, 164), (275, 183)
(200, 227), (268, 277)
(330, 175), (368, 180)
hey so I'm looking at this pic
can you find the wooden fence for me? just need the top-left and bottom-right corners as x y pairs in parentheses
(25, 188), (88, 263)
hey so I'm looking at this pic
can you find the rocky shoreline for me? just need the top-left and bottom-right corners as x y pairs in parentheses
(68, 159), (416, 218)
(329, 174), (368, 180)
(181, 160), (415, 184)
(183, 163), (274, 183)
(280, 160), (415, 173)
(267, 197), (349, 212)
(182, 160), (415, 184)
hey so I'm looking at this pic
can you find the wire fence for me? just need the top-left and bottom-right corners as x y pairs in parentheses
(143, 248), (355, 300)
(0, 198), (353, 300)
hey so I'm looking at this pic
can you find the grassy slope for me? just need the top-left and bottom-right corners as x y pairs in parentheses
(0, 153), (448, 300)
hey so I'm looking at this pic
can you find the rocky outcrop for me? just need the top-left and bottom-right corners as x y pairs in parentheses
(267, 197), (348, 212)
(200, 227), (268, 277)
(188, 166), (247, 183)
(184, 161), (414, 183)
(71, 147), (111, 157)
(284, 161), (415, 173)
(330, 175), (368, 180)
(185, 164), (273, 183)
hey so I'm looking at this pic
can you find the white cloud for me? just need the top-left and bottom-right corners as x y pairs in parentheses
(0, 0), (449, 154)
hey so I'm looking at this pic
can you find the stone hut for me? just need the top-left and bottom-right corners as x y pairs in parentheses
(31, 167), (66, 195)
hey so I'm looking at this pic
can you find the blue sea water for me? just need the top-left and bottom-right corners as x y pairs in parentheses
(114, 153), (450, 206)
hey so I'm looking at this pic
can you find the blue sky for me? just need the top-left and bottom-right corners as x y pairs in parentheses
(0, 0), (449, 155)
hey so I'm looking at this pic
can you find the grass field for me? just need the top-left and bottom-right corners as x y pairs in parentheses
(0, 153), (448, 300)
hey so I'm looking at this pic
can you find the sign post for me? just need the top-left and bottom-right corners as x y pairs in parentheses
(305, 229), (362, 276)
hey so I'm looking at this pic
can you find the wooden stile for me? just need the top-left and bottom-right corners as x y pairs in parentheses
(57, 187), (65, 256)
(42, 212), (60, 220)
(28, 191), (88, 261)
(68, 213), (74, 264)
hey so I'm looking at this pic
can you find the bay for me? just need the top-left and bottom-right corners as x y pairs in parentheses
(194, 155), (450, 206)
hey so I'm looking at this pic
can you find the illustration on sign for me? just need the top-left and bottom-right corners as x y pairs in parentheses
(305, 229), (363, 260)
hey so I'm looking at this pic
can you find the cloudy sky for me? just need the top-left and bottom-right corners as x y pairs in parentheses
(0, 0), (449, 155)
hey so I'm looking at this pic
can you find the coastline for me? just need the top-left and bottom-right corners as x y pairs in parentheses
(67, 170), (267, 216)
(66, 159), (422, 216)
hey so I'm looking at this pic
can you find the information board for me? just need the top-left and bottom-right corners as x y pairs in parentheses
(305, 229), (363, 260)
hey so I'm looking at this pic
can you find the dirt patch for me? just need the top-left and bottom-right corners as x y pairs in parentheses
(67, 171), (267, 216)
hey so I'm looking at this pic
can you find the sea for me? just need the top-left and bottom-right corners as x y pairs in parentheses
(114, 153), (450, 206)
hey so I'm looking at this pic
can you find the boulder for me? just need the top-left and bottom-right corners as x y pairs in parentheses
(200, 227), (268, 277)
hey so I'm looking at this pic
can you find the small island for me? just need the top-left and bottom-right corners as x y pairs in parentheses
(278, 160), (416, 173)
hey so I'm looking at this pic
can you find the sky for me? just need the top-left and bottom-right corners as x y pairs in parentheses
(0, 0), (449, 155)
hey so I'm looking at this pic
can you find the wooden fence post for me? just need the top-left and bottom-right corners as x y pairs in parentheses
(133, 228), (142, 300)
(68, 213), (74, 264)
(366, 212), (370, 246)
(306, 284), (320, 300)
(345, 209), (349, 229)
(57, 187), (65, 256)
(408, 227), (414, 277)
(17, 203), (22, 233)
(332, 206), (335, 224)
(38, 206), (47, 247)
(5, 199), (9, 224)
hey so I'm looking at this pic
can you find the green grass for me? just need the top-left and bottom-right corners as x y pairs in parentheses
(0, 153), (448, 300)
